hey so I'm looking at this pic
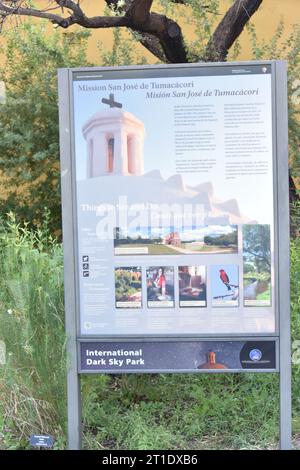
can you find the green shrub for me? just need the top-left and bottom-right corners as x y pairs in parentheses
(291, 237), (300, 418)
(0, 23), (91, 235)
(0, 213), (66, 448)
(0, 213), (299, 450)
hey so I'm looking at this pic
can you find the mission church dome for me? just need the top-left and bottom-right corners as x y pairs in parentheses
(82, 94), (145, 178)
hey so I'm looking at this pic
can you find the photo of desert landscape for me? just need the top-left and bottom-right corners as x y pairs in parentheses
(114, 225), (238, 255)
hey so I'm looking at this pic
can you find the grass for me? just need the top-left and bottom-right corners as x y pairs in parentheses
(0, 213), (67, 449)
(115, 243), (178, 254)
(256, 286), (271, 300)
(180, 244), (236, 253)
(115, 242), (237, 254)
(0, 213), (299, 450)
(81, 373), (281, 450)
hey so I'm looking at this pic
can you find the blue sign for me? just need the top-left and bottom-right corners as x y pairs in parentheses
(30, 435), (54, 448)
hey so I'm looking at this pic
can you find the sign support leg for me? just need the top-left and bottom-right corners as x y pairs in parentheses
(279, 313), (292, 449)
(67, 365), (82, 450)
(275, 60), (292, 451)
(58, 68), (82, 450)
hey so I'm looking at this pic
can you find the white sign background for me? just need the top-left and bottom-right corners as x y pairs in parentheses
(72, 68), (275, 336)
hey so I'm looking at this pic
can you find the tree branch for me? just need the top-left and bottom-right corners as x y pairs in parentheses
(0, 1), (187, 62)
(244, 249), (271, 267)
(137, 32), (167, 62)
(0, 1), (71, 26)
(105, 0), (187, 62)
(126, 0), (153, 25)
(0, 1), (130, 28)
(203, 0), (263, 61)
(71, 15), (129, 29)
(142, 12), (187, 62)
(54, 0), (84, 18)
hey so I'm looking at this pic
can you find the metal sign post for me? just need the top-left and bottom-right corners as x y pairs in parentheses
(58, 61), (291, 450)
(275, 61), (292, 449)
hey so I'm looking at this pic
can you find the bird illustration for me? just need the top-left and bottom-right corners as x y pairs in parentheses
(219, 269), (231, 291)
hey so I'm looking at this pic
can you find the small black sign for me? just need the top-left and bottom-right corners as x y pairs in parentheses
(30, 435), (54, 448)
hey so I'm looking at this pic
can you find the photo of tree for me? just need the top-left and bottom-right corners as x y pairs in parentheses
(202, 226), (238, 253)
(114, 267), (142, 308)
(179, 266), (207, 307)
(243, 225), (271, 306)
(146, 266), (174, 308)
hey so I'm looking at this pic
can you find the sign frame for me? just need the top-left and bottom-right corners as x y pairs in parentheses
(58, 60), (291, 450)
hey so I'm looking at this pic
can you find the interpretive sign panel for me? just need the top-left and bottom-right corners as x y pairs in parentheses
(58, 60), (291, 449)
(59, 61), (289, 374)
(72, 64), (276, 339)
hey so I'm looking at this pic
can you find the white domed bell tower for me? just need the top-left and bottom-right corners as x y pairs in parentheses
(82, 94), (145, 178)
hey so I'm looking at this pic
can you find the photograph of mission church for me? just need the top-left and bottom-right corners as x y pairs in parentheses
(114, 225), (238, 255)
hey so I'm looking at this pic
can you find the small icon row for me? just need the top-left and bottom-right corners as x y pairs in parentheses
(82, 255), (89, 277)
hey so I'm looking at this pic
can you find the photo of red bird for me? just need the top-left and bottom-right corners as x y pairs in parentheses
(212, 265), (239, 306)
(219, 269), (231, 291)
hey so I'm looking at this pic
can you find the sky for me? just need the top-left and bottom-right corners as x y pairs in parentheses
(117, 225), (237, 240)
